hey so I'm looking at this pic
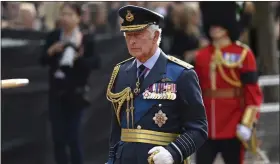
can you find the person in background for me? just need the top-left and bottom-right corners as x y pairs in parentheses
(93, 2), (109, 34)
(194, 2), (263, 164)
(3, 2), (20, 22)
(40, 3), (100, 164)
(17, 3), (37, 30)
(148, 2), (169, 16)
(168, 3), (201, 62)
(160, 2), (183, 51)
(238, 2), (255, 44)
(108, 2), (121, 33)
(80, 3), (92, 34)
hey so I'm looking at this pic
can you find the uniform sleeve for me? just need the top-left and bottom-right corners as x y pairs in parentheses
(165, 69), (208, 163)
(239, 49), (263, 127)
(107, 70), (122, 162)
(108, 108), (121, 162)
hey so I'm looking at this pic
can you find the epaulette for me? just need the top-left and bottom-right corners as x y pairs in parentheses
(236, 41), (249, 49)
(167, 55), (194, 69)
(116, 57), (135, 66)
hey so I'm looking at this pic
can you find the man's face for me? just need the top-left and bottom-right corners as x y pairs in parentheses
(124, 28), (156, 59)
(209, 26), (228, 39)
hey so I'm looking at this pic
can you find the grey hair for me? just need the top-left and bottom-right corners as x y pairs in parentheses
(147, 24), (162, 46)
(123, 25), (162, 46)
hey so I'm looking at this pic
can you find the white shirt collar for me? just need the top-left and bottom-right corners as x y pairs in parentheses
(136, 47), (161, 70)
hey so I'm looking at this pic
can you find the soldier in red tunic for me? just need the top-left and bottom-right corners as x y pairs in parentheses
(194, 2), (263, 164)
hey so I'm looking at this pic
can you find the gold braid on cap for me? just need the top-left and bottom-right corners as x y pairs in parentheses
(106, 58), (135, 128)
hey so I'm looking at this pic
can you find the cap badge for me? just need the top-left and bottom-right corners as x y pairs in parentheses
(126, 10), (134, 22)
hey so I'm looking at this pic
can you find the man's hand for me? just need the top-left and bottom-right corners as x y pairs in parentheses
(237, 124), (252, 141)
(148, 146), (174, 164)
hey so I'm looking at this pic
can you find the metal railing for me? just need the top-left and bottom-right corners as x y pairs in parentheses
(259, 74), (279, 113)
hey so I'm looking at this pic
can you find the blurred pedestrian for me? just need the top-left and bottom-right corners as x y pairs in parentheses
(165, 2), (201, 61)
(40, 3), (100, 164)
(194, 2), (263, 164)
(168, 3), (201, 62)
(80, 3), (92, 34)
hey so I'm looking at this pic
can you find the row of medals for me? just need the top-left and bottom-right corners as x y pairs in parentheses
(143, 83), (177, 100)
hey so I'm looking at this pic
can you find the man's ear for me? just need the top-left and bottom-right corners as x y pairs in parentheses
(153, 31), (160, 43)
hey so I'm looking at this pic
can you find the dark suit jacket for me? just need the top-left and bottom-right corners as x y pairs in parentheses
(40, 29), (100, 108)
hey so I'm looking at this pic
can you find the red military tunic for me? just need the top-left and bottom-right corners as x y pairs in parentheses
(195, 42), (263, 139)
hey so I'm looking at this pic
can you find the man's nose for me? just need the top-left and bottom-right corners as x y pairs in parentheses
(129, 38), (136, 45)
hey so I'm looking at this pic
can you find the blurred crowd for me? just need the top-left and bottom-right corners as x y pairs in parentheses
(1, 1), (279, 58)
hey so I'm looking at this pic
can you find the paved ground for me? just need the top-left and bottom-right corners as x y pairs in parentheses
(189, 153), (279, 164)
(2, 111), (278, 164)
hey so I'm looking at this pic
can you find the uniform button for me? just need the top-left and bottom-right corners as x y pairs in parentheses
(158, 104), (162, 107)
(137, 125), (142, 129)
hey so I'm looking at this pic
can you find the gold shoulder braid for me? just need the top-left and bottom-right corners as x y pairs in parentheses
(116, 57), (135, 66)
(106, 58), (135, 128)
(236, 41), (250, 49)
(212, 47), (248, 87)
(167, 55), (194, 69)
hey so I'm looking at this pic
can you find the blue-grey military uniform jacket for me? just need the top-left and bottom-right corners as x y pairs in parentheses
(107, 51), (208, 164)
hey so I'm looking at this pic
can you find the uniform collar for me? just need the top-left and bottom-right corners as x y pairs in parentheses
(136, 47), (161, 70)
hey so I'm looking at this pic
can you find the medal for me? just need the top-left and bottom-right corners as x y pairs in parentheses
(151, 84), (155, 99)
(172, 93), (177, 100)
(159, 83), (164, 99)
(167, 92), (171, 100)
(170, 93), (174, 100)
(173, 84), (177, 100)
(166, 84), (172, 100)
(156, 93), (160, 99)
(171, 84), (176, 100)
(143, 90), (150, 99)
(162, 83), (167, 99)
(147, 86), (152, 99)
(158, 93), (162, 99)
(157, 84), (162, 99)
(151, 92), (155, 99)
(154, 83), (159, 99)
(162, 92), (167, 99)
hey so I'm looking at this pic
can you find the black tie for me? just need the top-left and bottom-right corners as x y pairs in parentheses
(138, 64), (146, 85)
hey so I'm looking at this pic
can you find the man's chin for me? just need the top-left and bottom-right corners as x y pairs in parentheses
(130, 52), (143, 58)
(210, 32), (227, 39)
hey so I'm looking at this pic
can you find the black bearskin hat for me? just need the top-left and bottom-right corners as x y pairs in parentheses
(200, 2), (252, 41)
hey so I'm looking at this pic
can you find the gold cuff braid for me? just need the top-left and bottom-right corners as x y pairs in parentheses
(241, 105), (259, 128)
(237, 105), (259, 154)
(237, 126), (258, 154)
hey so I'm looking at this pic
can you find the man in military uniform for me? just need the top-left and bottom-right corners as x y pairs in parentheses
(106, 5), (208, 164)
(194, 2), (263, 164)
